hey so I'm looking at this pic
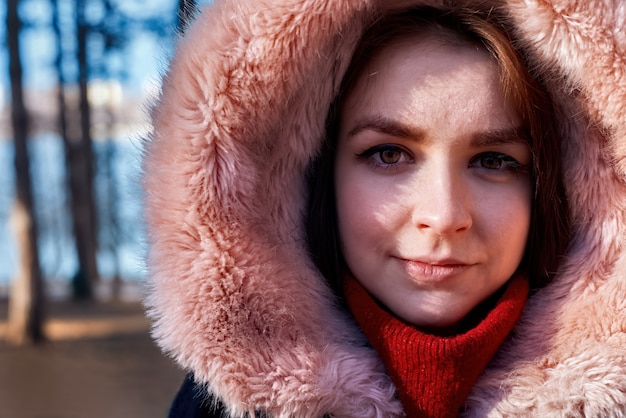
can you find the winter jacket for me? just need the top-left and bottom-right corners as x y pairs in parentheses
(143, 0), (626, 416)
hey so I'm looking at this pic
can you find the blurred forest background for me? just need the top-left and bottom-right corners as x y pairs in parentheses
(2, 0), (204, 342)
(1, 0), (205, 416)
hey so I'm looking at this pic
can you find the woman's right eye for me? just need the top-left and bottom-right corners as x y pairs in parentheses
(356, 144), (413, 168)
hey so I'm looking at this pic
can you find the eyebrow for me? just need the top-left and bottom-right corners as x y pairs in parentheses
(471, 127), (529, 147)
(347, 115), (424, 140)
(347, 115), (529, 146)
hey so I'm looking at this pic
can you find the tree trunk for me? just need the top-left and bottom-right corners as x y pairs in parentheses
(6, 0), (45, 345)
(52, 0), (99, 300)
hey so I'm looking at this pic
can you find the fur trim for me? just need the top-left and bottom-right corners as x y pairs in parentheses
(143, 0), (626, 415)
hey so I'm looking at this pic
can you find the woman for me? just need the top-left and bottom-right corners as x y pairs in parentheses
(143, 0), (626, 416)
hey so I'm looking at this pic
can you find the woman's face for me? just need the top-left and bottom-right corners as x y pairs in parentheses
(334, 36), (532, 329)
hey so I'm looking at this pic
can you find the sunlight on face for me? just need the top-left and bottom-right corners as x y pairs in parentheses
(334, 36), (532, 330)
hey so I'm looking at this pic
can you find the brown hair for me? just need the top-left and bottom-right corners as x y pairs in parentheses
(306, 6), (570, 294)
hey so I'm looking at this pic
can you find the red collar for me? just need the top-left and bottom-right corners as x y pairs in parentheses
(344, 274), (529, 417)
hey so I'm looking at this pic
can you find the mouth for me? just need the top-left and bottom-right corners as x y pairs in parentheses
(395, 257), (474, 283)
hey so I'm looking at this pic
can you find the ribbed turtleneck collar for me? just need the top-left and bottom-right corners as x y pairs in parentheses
(344, 274), (529, 417)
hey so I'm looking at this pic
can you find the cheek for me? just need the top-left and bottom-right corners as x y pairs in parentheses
(477, 181), (532, 256)
(334, 171), (397, 259)
(335, 175), (373, 249)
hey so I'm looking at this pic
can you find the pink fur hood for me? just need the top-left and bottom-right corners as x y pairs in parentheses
(143, 0), (626, 416)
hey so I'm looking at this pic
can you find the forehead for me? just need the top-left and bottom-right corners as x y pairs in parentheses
(340, 35), (521, 139)
(346, 36), (502, 108)
(357, 32), (494, 91)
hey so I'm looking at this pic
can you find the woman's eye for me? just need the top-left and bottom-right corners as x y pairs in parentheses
(479, 153), (505, 170)
(379, 148), (402, 164)
(356, 144), (412, 167)
(471, 152), (525, 173)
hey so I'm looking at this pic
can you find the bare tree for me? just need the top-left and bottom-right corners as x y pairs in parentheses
(51, 0), (99, 299)
(72, 0), (100, 298)
(6, 0), (45, 345)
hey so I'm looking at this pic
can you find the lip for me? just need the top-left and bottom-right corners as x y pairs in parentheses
(395, 257), (474, 283)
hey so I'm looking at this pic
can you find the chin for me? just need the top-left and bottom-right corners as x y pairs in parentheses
(403, 310), (467, 331)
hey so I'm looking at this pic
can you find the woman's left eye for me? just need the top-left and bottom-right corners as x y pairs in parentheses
(470, 152), (526, 173)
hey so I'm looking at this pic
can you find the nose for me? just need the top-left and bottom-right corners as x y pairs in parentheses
(411, 168), (473, 236)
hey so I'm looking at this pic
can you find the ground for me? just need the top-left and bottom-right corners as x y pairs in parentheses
(0, 298), (185, 418)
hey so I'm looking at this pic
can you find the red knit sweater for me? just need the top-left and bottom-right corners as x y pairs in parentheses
(344, 275), (529, 417)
